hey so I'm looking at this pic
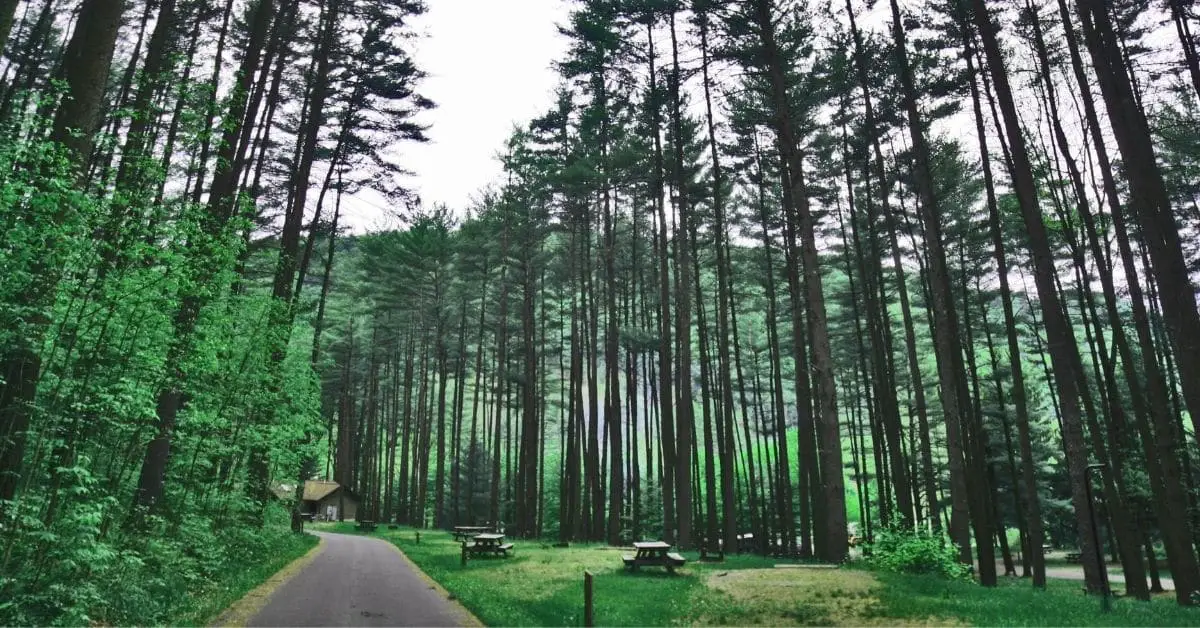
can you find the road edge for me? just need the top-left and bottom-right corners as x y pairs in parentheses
(208, 533), (326, 627)
(381, 536), (485, 627)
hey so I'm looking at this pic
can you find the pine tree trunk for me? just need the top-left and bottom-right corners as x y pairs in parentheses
(490, 222), (511, 527)
(598, 76), (623, 546)
(691, 226), (719, 549)
(667, 11), (694, 550)
(521, 228), (542, 537)
(0, 0), (20, 54)
(888, 0), (973, 564)
(697, 10), (740, 554)
(646, 16), (677, 545)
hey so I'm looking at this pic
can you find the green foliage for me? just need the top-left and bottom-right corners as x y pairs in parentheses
(866, 528), (971, 581)
(0, 503), (314, 626)
(0, 119), (326, 626)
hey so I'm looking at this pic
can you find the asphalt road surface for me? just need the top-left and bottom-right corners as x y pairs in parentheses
(249, 532), (473, 627)
(995, 561), (1175, 591)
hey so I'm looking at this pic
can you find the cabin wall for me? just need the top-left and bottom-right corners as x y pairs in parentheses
(317, 492), (359, 520)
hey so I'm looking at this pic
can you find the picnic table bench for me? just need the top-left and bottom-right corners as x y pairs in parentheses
(452, 525), (492, 542)
(622, 541), (686, 573)
(464, 533), (514, 558)
(356, 520), (377, 532)
(1065, 552), (1082, 562)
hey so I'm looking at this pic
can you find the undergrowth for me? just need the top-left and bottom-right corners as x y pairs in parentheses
(0, 501), (315, 626)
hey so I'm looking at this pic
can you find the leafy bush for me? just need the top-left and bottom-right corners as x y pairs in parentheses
(867, 528), (972, 581)
(0, 500), (314, 626)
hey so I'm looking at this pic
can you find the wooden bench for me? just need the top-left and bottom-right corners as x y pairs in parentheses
(356, 520), (377, 532)
(1065, 552), (1082, 562)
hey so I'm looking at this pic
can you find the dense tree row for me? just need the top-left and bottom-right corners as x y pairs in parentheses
(321, 0), (1200, 608)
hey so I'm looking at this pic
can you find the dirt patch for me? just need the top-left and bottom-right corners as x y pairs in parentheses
(701, 568), (960, 626)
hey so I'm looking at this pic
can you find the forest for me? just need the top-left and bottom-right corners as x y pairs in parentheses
(1, 0), (1199, 623)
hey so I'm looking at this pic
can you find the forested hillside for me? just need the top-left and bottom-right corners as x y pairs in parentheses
(2, 0), (1200, 623)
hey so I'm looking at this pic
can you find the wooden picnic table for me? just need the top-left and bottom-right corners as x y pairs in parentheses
(452, 525), (492, 541)
(465, 533), (514, 558)
(622, 541), (686, 573)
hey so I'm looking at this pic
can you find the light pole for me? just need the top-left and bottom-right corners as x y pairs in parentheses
(1084, 463), (1111, 612)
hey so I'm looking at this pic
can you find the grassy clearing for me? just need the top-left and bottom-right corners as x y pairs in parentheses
(320, 523), (1200, 626)
(315, 522), (824, 626)
(172, 530), (319, 626)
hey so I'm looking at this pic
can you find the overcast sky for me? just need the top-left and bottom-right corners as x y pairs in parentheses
(342, 1), (571, 230)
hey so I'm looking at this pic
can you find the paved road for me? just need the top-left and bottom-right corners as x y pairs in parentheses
(249, 532), (474, 627)
(994, 562), (1175, 591)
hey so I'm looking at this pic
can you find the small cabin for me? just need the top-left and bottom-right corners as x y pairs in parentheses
(301, 480), (360, 521)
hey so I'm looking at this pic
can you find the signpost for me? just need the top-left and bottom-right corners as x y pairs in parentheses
(584, 570), (594, 627)
(1084, 463), (1111, 613)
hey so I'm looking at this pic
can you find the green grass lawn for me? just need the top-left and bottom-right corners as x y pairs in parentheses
(316, 523), (1199, 626)
(870, 572), (1194, 627)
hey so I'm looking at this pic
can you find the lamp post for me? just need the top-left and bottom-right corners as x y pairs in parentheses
(1084, 463), (1111, 612)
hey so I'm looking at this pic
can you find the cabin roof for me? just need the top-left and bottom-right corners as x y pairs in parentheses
(304, 480), (342, 502)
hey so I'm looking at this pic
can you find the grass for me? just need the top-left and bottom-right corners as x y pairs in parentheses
(318, 523), (1200, 626)
(871, 571), (1196, 627)
(171, 530), (319, 626)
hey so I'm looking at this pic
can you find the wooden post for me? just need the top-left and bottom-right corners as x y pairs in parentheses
(583, 570), (594, 627)
(416, 531), (421, 544)
(461, 541), (468, 567)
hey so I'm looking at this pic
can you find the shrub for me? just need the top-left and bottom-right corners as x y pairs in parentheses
(867, 528), (972, 581)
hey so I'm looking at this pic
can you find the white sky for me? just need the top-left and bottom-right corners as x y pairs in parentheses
(342, 0), (571, 231)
